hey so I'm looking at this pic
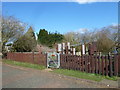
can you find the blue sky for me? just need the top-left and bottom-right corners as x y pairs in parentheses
(2, 2), (118, 34)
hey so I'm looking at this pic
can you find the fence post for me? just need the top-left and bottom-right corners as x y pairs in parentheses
(95, 55), (98, 74)
(63, 55), (65, 69)
(60, 54), (62, 68)
(65, 55), (67, 69)
(60, 54), (63, 68)
(72, 55), (74, 70)
(85, 55), (88, 73)
(98, 56), (101, 75)
(70, 55), (72, 70)
(73, 55), (75, 70)
(114, 54), (118, 76)
(102, 56), (105, 75)
(66, 46), (68, 54)
(109, 55), (113, 77)
(32, 51), (34, 64)
(91, 55), (95, 73)
(105, 55), (108, 76)
(88, 55), (90, 73)
(66, 55), (68, 69)
(79, 56), (82, 71)
(81, 55), (84, 72)
(89, 55), (92, 73)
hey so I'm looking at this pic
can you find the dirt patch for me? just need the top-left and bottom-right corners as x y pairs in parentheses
(43, 68), (53, 72)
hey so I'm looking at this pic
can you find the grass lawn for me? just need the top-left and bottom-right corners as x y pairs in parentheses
(3, 59), (46, 70)
(52, 69), (119, 82)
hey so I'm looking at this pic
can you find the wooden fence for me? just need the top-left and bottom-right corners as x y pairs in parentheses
(60, 54), (120, 76)
(7, 52), (47, 66)
(6, 52), (120, 76)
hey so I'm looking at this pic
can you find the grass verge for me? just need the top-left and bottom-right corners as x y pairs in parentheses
(52, 69), (119, 82)
(3, 59), (46, 70)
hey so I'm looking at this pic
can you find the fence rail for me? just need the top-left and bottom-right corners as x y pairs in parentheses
(7, 52), (47, 66)
(60, 54), (120, 76)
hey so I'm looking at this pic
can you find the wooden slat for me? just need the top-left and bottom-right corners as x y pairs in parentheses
(81, 56), (84, 72)
(90, 55), (92, 73)
(71, 56), (74, 70)
(95, 55), (98, 74)
(91, 55), (95, 73)
(109, 56), (113, 77)
(102, 56), (105, 75)
(114, 54), (118, 76)
(86, 55), (89, 73)
(105, 55), (108, 76)
(78, 56), (81, 70)
(79, 56), (82, 71)
(83, 55), (85, 72)
(87, 56), (90, 73)
(98, 56), (101, 74)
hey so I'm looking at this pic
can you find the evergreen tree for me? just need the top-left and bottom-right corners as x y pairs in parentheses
(25, 26), (36, 40)
(37, 29), (64, 48)
(13, 26), (37, 52)
(37, 29), (48, 45)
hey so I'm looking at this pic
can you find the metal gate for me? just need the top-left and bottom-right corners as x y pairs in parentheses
(47, 52), (60, 68)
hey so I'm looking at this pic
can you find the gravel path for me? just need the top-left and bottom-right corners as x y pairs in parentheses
(2, 63), (119, 88)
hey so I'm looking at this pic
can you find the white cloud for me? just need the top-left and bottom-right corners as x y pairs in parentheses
(73, 0), (119, 4)
(76, 28), (88, 33)
(111, 23), (118, 26)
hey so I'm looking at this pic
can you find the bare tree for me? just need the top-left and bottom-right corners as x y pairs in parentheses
(2, 16), (27, 55)
(94, 25), (118, 54)
(63, 24), (118, 54)
(64, 32), (78, 44)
